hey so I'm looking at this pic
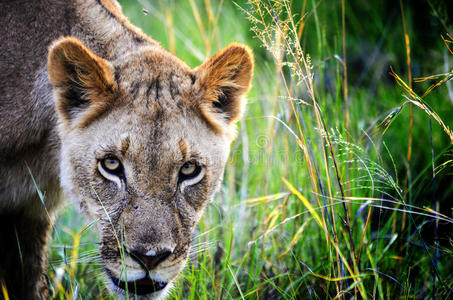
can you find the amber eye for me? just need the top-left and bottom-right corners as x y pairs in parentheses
(181, 162), (196, 175)
(179, 161), (201, 180)
(104, 158), (120, 170)
(99, 157), (124, 177)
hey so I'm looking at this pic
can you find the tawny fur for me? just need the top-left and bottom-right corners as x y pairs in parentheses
(0, 0), (253, 299)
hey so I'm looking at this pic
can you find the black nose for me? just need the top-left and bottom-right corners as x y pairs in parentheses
(130, 249), (172, 271)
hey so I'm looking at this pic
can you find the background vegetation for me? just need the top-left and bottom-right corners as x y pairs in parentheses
(44, 0), (453, 299)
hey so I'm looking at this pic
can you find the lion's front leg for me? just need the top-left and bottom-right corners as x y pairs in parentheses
(0, 211), (51, 300)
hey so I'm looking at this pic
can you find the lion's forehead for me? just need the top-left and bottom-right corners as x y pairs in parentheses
(114, 47), (194, 108)
(125, 121), (226, 167)
(90, 108), (227, 169)
(119, 71), (193, 108)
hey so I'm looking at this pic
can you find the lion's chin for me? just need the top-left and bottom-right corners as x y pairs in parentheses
(106, 270), (171, 300)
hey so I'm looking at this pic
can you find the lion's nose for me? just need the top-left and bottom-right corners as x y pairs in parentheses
(129, 249), (172, 271)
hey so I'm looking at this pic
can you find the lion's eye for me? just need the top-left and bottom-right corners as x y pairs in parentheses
(99, 157), (124, 178)
(178, 161), (204, 190)
(179, 161), (201, 180)
(104, 158), (120, 171)
(180, 162), (196, 175)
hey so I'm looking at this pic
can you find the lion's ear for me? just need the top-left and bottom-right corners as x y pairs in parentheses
(193, 43), (253, 136)
(48, 37), (116, 128)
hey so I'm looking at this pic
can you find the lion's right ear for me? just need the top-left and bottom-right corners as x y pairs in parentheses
(48, 37), (117, 128)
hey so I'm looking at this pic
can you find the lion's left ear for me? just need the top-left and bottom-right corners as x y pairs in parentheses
(193, 43), (253, 136)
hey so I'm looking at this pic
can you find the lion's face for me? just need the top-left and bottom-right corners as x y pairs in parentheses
(61, 104), (230, 298)
(48, 38), (253, 298)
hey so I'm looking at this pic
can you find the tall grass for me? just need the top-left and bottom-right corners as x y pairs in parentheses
(46, 0), (453, 299)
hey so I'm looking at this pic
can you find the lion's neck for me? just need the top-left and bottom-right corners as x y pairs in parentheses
(71, 0), (160, 61)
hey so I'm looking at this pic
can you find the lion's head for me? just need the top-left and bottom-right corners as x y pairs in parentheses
(48, 37), (253, 299)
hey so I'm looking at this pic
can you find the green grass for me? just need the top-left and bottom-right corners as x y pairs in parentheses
(47, 0), (453, 299)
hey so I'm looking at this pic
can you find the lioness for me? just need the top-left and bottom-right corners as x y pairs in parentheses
(0, 0), (253, 299)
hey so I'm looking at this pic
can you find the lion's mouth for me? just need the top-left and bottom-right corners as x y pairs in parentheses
(109, 274), (167, 295)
